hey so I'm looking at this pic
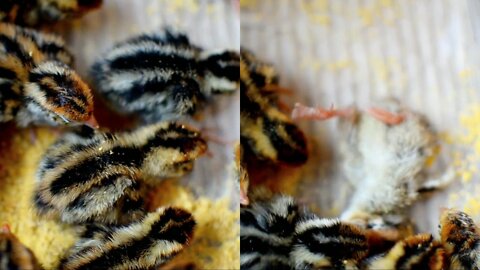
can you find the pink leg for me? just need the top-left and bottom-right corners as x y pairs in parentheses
(200, 127), (235, 146)
(366, 107), (405, 125)
(291, 103), (348, 121)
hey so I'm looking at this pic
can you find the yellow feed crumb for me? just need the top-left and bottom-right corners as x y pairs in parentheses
(240, 0), (257, 9)
(447, 105), (480, 183)
(459, 68), (473, 81)
(0, 126), (76, 270)
(300, 0), (331, 26)
(445, 104), (480, 219)
(149, 180), (239, 269)
(162, 0), (200, 13)
(448, 186), (480, 221)
(358, 7), (375, 26)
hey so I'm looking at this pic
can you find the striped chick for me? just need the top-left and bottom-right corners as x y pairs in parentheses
(365, 234), (446, 270)
(91, 29), (239, 123)
(34, 122), (207, 224)
(60, 207), (195, 270)
(240, 195), (300, 270)
(291, 216), (369, 270)
(440, 209), (480, 270)
(0, 22), (97, 127)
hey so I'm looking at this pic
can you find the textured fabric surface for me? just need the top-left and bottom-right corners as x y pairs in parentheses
(241, 0), (480, 234)
(0, 1), (240, 269)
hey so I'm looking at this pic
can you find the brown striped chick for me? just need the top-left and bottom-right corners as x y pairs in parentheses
(60, 207), (195, 270)
(364, 234), (446, 270)
(440, 209), (480, 270)
(0, 225), (42, 270)
(240, 195), (300, 270)
(34, 122), (207, 224)
(0, 23), (97, 128)
(291, 215), (369, 270)
(0, 0), (102, 26)
(241, 48), (308, 166)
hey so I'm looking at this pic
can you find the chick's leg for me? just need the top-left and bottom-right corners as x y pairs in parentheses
(291, 103), (350, 121)
(366, 107), (405, 125)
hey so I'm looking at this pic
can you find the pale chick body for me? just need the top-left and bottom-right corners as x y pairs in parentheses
(60, 207), (196, 270)
(240, 49), (308, 166)
(339, 99), (452, 226)
(34, 122), (207, 224)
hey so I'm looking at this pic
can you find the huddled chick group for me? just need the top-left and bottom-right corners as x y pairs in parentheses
(241, 195), (479, 270)
(0, 2), (240, 269)
(239, 50), (464, 270)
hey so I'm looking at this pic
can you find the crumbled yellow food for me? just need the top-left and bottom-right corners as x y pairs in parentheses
(299, 0), (330, 26)
(149, 180), (239, 269)
(448, 105), (480, 183)
(0, 126), (76, 270)
(161, 0), (200, 13)
(445, 104), (480, 218)
(0, 125), (239, 269)
(357, 7), (375, 26)
(458, 68), (474, 81)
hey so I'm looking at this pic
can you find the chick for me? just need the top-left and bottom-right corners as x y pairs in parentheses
(240, 195), (300, 270)
(292, 98), (452, 227)
(34, 122), (207, 224)
(439, 209), (480, 270)
(0, 225), (42, 270)
(0, 23), (97, 128)
(337, 99), (448, 224)
(364, 234), (446, 270)
(291, 215), (369, 270)
(241, 48), (308, 166)
(91, 29), (239, 123)
(60, 207), (195, 270)
(0, 0), (102, 26)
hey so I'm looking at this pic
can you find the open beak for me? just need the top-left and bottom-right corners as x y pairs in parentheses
(84, 114), (99, 129)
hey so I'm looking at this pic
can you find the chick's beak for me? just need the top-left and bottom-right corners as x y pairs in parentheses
(240, 181), (249, 206)
(84, 114), (99, 129)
